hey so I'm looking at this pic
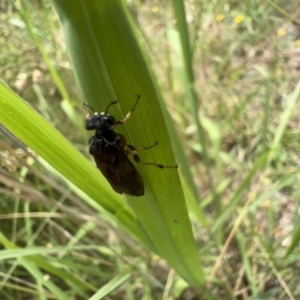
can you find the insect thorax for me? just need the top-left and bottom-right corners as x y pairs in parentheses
(94, 130), (120, 146)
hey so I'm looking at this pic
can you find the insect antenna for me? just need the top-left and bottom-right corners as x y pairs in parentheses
(83, 103), (95, 111)
(82, 103), (95, 118)
(105, 100), (118, 114)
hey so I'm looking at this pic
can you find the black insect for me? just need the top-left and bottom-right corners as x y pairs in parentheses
(83, 95), (177, 196)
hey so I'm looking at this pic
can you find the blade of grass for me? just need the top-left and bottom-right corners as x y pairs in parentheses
(0, 81), (151, 249)
(0, 233), (96, 297)
(212, 151), (269, 233)
(89, 268), (132, 300)
(236, 230), (257, 297)
(51, 0), (208, 290)
(285, 228), (300, 258)
(155, 73), (206, 226)
(269, 80), (300, 162)
(171, 0), (212, 189)
(163, 28), (203, 218)
(265, 0), (300, 26)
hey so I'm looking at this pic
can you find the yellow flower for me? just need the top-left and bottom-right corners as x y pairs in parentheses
(152, 6), (159, 12)
(295, 40), (300, 48)
(216, 14), (224, 22)
(277, 29), (286, 36)
(234, 14), (244, 24)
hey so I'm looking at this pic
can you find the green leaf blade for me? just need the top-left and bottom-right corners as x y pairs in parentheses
(52, 0), (206, 287)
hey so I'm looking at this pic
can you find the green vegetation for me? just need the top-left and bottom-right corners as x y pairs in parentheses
(1, 0), (300, 299)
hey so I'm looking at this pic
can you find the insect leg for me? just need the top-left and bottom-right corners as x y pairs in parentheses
(116, 94), (141, 125)
(127, 141), (158, 151)
(125, 143), (178, 169)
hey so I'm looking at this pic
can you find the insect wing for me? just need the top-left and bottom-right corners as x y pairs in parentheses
(91, 147), (144, 196)
(109, 152), (144, 196)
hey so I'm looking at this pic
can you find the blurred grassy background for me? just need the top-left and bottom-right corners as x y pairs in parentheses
(1, 0), (300, 299)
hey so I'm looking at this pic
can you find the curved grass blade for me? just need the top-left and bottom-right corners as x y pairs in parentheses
(0, 81), (151, 249)
(51, 0), (207, 289)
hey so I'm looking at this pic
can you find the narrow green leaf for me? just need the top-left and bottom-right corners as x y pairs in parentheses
(171, 0), (212, 189)
(51, 0), (205, 288)
(89, 268), (132, 300)
(284, 228), (300, 258)
(212, 151), (269, 232)
(269, 80), (300, 161)
(0, 81), (150, 248)
(0, 233), (93, 297)
(236, 230), (257, 296)
(159, 92), (206, 226)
